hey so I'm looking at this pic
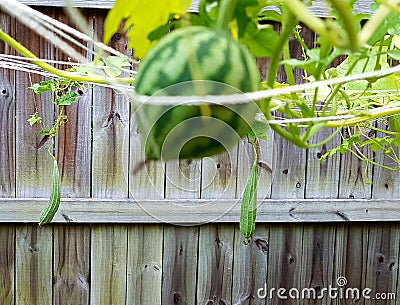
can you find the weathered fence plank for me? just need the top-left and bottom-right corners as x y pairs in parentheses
(266, 224), (303, 305)
(126, 99), (164, 305)
(332, 224), (369, 305)
(197, 224), (235, 305)
(162, 226), (199, 305)
(127, 225), (163, 305)
(166, 159), (201, 199)
(14, 10), (54, 197)
(163, 157), (200, 304)
(91, 225), (128, 305)
(92, 13), (129, 199)
(0, 74), (15, 198)
(232, 224), (269, 305)
(199, 146), (237, 304)
(0, 225), (15, 305)
(53, 225), (90, 305)
(299, 224), (336, 305)
(54, 12), (92, 198)
(365, 224), (399, 305)
(15, 225), (53, 305)
(0, 12), (15, 198)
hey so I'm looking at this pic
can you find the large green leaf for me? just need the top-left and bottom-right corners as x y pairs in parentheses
(104, 0), (191, 59)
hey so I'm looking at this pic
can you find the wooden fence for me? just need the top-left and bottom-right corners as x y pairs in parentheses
(1, 2), (400, 305)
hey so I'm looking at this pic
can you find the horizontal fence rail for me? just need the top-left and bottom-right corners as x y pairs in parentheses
(1, 198), (400, 223)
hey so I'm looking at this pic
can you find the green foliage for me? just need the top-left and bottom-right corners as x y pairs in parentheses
(104, 0), (191, 58)
(196, 0), (279, 57)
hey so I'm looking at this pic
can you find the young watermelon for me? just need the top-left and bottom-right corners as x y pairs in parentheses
(133, 26), (261, 160)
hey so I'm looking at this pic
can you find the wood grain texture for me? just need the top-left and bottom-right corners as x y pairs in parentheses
(338, 146), (373, 199)
(197, 224), (235, 305)
(306, 130), (341, 198)
(266, 224), (303, 305)
(371, 123), (400, 199)
(0, 12), (15, 198)
(332, 224), (368, 305)
(0, 74), (15, 197)
(199, 145), (237, 304)
(2, 198), (400, 223)
(231, 224), (269, 305)
(92, 12), (129, 199)
(127, 225), (163, 305)
(53, 225), (90, 305)
(365, 224), (399, 305)
(55, 11), (92, 198)
(163, 156), (200, 305)
(126, 104), (164, 304)
(0, 225), (15, 305)
(299, 224), (336, 305)
(91, 225), (128, 305)
(162, 226), (199, 305)
(14, 9), (54, 197)
(15, 225), (53, 305)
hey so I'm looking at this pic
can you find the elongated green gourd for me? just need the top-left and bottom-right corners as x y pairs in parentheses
(239, 158), (258, 244)
(39, 159), (61, 226)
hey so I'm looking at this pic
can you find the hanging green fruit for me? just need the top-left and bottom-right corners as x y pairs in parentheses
(133, 26), (261, 160)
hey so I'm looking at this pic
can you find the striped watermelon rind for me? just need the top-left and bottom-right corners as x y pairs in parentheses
(133, 26), (261, 160)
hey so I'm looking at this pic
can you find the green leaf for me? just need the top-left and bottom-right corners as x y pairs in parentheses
(104, 0), (191, 59)
(258, 9), (282, 23)
(30, 81), (56, 94)
(28, 113), (42, 126)
(38, 129), (52, 136)
(103, 56), (131, 77)
(240, 159), (258, 244)
(393, 134), (400, 149)
(56, 91), (79, 106)
(247, 116), (269, 140)
(388, 49), (400, 60)
(239, 24), (278, 57)
(367, 5), (400, 46)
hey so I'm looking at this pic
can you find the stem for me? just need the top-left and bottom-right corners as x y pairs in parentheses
(0, 28), (134, 85)
(283, 0), (344, 48)
(266, 9), (297, 88)
(261, 7), (307, 147)
(328, 0), (359, 50)
(216, 0), (237, 33)
(307, 128), (341, 148)
(282, 40), (298, 100)
(324, 107), (400, 128)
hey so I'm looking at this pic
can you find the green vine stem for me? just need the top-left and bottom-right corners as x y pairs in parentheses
(328, 0), (360, 50)
(283, 0), (344, 48)
(216, 0), (237, 33)
(262, 7), (306, 147)
(0, 28), (134, 85)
